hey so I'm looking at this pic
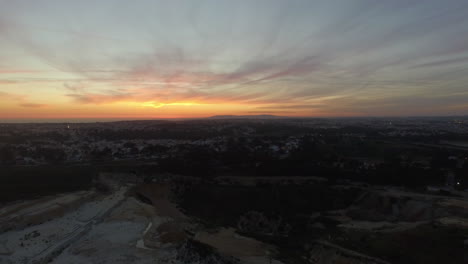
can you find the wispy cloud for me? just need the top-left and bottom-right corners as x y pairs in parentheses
(0, 91), (48, 108)
(19, 103), (48, 108)
(0, 91), (26, 101)
(1, 0), (468, 116)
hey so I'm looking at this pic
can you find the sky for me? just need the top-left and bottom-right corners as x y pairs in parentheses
(1, 0), (468, 119)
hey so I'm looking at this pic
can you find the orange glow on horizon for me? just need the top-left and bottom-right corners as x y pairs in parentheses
(141, 102), (200, 108)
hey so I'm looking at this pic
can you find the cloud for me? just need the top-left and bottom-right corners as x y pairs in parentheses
(0, 91), (48, 108)
(256, 104), (325, 110)
(19, 103), (48, 108)
(0, 91), (26, 101)
(2, 0), (468, 116)
(411, 56), (468, 69)
(63, 82), (86, 93)
(0, 80), (17, 84)
(0, 69), (43, 74)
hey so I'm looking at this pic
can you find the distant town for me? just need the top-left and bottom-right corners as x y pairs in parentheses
(1, 117), (467, 189)
(1, 117), (468, 264)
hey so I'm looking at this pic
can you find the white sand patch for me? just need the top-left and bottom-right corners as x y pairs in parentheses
(0, 188), (127, 264)
(136, 222), (153, 250)
(50, 195), (172, 263)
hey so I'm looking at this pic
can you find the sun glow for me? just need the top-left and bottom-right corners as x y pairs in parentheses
(141, 102), (200, 108)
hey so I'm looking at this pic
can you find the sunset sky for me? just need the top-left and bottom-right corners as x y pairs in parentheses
(1, 0), (468, 119)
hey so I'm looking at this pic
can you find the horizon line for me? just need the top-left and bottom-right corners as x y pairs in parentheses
(1, 114), (468, 124)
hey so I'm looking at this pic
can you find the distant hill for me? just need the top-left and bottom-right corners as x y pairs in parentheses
(207, 115), (285, 119)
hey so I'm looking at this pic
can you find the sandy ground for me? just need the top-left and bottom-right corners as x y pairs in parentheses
(50, 194), (188, 264)
(135, 183), (187, 220)
(307, 240), (391, 264)
(339, 220), (427, 232)
(1, 181), (286, 264)
(195, 228), (270, 257)
(0, 187), (128, 264)
(194, 228), (283, 264)
(0, 191), (96, 233)
(136, 182), (285, 264)
(436, 217), (468, 228)
(0, 186), (182, 264)
(215, 176), (327, 186)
